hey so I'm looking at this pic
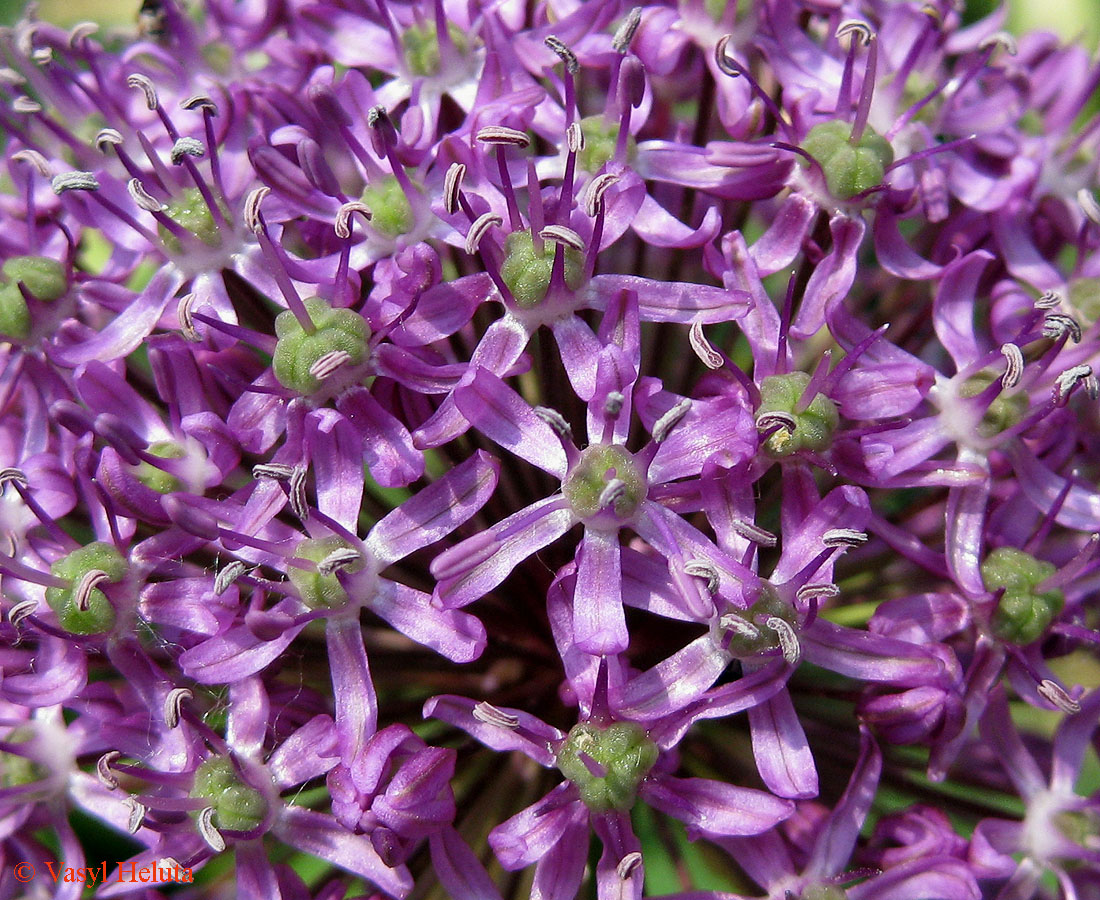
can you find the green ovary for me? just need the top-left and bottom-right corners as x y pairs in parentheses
(191, 757), (268, 832)
(401, 20), (470, 77)
(578, 115), (634, 172)
(958, 372), (1028, 437)
(3, 256), (67, 301)
(500, 230), (585, 308)
(362, 176), (415, 238)
(1069, 278), (1100, 324)
(45, 542), (128, 635)
(160, 187), (227, 250)
(272, 297), (370, 394)
(981, 547), (1063, 645)
(556, 722), (658, 812)
(757, 372), (839, 457)
(724, 585), (797, 657)
(800, 120), (894, 200)
(562, 444), (646, 521)
(0, 283), (31, 340)
(287, 537), (362, 610)
(134, 441), (187, 494)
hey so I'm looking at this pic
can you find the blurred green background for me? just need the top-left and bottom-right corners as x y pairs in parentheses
(0, 0), (1097, 44)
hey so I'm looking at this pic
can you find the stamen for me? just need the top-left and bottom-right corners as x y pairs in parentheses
(617, 852), (644, 881)
(181, 94), (219, 114)
(74, 569), (111, 611)
(52, 171), (100, 193)
(566, 122), (584, 154)
(443, 162), (465, 214)
(652, 398), (692, 442)
(822, 528), (868, 548)
(253, 462), (297, 480)
(475, 125), (530, 147)
(163, 687), (192, 728)
(714, 34), (741, 78)
(684, 559), (720, 594)
(214, 560), (248, 595)
(127, 178), (167, 212)
(308, 349), (352, 381)
(289, 467), (309, 521)
(1053, 364), (1096, 405)
(0, 467), (29, 490)
(177, 293), (201, 342)
(719, 613), (760, 640)
(612, 8), (642, 54)
(533, 406), (573, 439)
(544, 35), (579, 73)
(1000, 343), (1024, 388)
(170, 137), (205, 164)
(126, 73), (159, 110)
(604, 392), (624, 417)
(849, 27), (878, 143)
(836, 19), (874, 47)
(198, 807), (226, 852)
(756, 411), (797, 435)
(335, 201), (372, 239)
(978, 31), (1018, 56)
(464, 212), (503, 255)
(123, 796), (146, 834)
(68, 22), (98, 45)
(317, 547), (361, 576)
(765, 617), (801, 664)
(12, 97), (42, 113)
(8, 598), (37, 629)
(539, 224), (584, 252)
(583, 172), (620, 217)
(472, 701), (520, 729)
(689, 321), (723, 369)
(243, 186), (270, 233)
(1037, 679), (1081, 714)
(577, 750), (607, 778)
(1036, 290), (1062, 309)
(13, 149), (50, 176)
(1077, 188), (1100, 225)
(598, 478), (627, 510)
(797, 583), (841, 603)
(731, 520), (778, 547)
(97, 751), (121, 789)
(1042, 313), (1082, 344)
(95, 128), (124, 152)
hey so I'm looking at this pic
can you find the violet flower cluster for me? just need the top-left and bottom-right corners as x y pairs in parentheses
(0, 0), (1098, 898)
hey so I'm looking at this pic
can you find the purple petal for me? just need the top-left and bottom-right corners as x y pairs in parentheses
(641, 775), (794, 838)
(933, 250), (994, 370)
(307, 410), (364, 529)
(748, 690), (818, 799)
(802, 619), (945, 686)
(430, 827), (504, 900)
(489, 783), (582, 870)
(422, 695), (563, 767)
(791, 215), (864, 339)
(267, 715), (339, 790)
(337, 387), (423, 488)
(591, 274), (749, 324)
(328, 617), (378, 765)
(615, 635), (730, 721)
(574, 528), (628, 655)
(371, 579), (486, 662)
(179, 621), (305, 684)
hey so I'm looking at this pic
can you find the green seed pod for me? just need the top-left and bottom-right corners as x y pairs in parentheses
(800, 120), (894, 200)
(191, 757), (269, 832)
(556, 721), (658, 812)
(362, 175), (416, 238)
(2, 256), (67, 302)
(499, 230), (585, 308)
(272, 297), (370, 395)
(757, 372), (839, 457)
(981, 547), (1063, 645)
(45, 542), (128, 635)
(562, 444), (646, 521)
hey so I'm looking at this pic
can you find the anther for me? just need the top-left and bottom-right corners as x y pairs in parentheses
(766, 617), (801, 664)
(1037, 679), (1081, 715)
(13, 97), (42, 113)
(464, 212), (503, 255)
(1036, 290), (1062, 309)
(689, 321), (723, 369)
(604, 392), (624, 417)
(1077, 188), (1100, 225)
(0, 69), (24, 86)
(533, 406), (573, 439)
(714, 34), (740, 78)
(539, 224), (584, 252)
(335, 201), (371, 239)
(159, 857), (182, 872)
(243, 186), (270, 233)
(181, 94), (218, 115)
(170, 137), (205, 164)
(127, 178), (167, 213)
(13, 150), (50, 176)
(126, 73), (159, 110)
(566, 122), (584, 154)
(253, 462), (297, 480)
(598, 479), (627, 511)
(8, 598), (37, 629)
(684, 560), (720, 594)
(617, 852), (644, 881)
(822, 528), (868, 548)
(1000, 343), (1024, 389)
(74, 569), (111, 611)
(1053, 364), (1095, 405)
(1042, 313), (1082, 344)
(52, 171), (100, 193)
(979, 31), (1018, 56)
(583, 172), (620, 217)
(308, 349), (352, 381)
(720, 613), (760, 639)
(163, 687), (192, 728)
(95, 128), (124, 153)
(612, 8), (642, 53)
(214, 560), (249, 595)
(289, 466), (309, 521)
(756, 411), (797, 434)
(796, 582), (840, 603)
(123, 796), (146, 834)
(178, 293), (200, 342)
(476, 126), (530, 147)
(32, 48), (53, 65)
(836, 19), (874, 47)
(652, 398), (692, 442)
(544, 35), (579, 73)
(731, 520), (778, 547)
(443, 163), (465, 214)
(198, 807), (226, 852)
(0, 467), (28, 490)
(472, 701), (520, 729)
(317, 547), (361, 576)
(68, 22), (98, 45)
(97, 751), (121, 789)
